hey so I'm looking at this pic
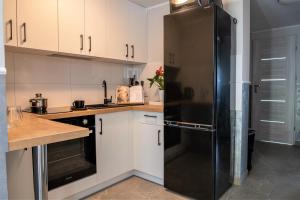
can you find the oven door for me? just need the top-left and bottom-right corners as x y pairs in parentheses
(47, 128), (96, 190)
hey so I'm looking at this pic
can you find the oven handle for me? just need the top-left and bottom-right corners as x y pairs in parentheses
(99, 118), (103, 135)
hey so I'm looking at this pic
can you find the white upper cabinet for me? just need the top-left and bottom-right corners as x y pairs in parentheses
(4, 0), (17, 47)
(58, 0), (85, 55)
(85, 0), (107, 58)
(128, 1), (147, 63)
(17, 0), (58, 51)
(106, 0), (130, 61)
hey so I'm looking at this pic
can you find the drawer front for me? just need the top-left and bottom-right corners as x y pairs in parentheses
(135, 111), (163, 126)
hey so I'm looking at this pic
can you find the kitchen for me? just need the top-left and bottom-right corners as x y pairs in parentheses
(0, 0), (250, 200)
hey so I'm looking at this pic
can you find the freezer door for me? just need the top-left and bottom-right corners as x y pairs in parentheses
(164, 124), (215, 200)
(164, 6), (215, 125)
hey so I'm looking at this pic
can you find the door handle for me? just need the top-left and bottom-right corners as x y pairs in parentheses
(7, 19), (13, 41)
(254, 84), (260, 93)
(126, 44), (129, 58)
(80, 34), (84, 51)
(131, 45), (134, 59)
(21, 22), (26, 43)
(99, 118), (103, 135)
(158, 130), (161, 146)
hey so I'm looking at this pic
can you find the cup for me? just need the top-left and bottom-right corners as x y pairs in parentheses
(73, 100), (85, 109)
(7, 106), (23, 128)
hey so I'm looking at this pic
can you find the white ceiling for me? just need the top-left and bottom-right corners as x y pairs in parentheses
(251, 0), (300, 31)
(129, 0), (168, 7)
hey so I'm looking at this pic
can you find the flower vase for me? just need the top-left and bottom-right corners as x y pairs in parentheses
(159, 90), (164, 103)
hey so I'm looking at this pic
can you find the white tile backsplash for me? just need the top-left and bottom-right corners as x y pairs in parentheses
(6, 52), (129, 109)
(14, 53), (70, 84)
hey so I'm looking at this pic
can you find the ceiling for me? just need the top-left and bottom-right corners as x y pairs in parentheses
(129, 0), (168, 7)
(251, 0), (300, 31)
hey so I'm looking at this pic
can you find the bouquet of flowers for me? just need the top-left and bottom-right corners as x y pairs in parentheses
(147, 66), (164, 90)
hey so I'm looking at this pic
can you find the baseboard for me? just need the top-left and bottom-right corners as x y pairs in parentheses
(67, 170), (164, 200)
(132, 170), (164, 185)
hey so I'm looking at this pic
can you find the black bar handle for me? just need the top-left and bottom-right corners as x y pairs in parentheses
(88, 36), (92, 52)
(80, 34), (84, 51)
(22, 22), (26, 43)
(131, 45), (134, 59)
(158, 130), (161, 146)
(99, 118), (103, 135)
(126, 44), (129, 58)
(144, 115), (157, 118)
(8, 19), (13, 41)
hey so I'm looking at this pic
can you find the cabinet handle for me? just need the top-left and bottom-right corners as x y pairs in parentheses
(99, 118), (103, 135)
(158, 130), (161, 146)
(144, 115), (157, 118)
(21, 22), (27, 43)
(8, 19), (13, 41)
(126, 44), (129, 58)
(88, 36), (92, 52)
(131, 45), (134, 59)
(80, 34), (84, 51)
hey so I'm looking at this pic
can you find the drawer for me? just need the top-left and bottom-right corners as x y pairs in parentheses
(135, 111), (164, 126)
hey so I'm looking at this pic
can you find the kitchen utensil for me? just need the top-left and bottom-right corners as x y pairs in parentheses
(29, 93), (48, 114)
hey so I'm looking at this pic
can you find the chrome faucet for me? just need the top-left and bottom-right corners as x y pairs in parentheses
(102, 80), (112, 104)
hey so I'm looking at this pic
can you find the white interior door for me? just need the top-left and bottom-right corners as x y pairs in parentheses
(252, 36), (296, 144)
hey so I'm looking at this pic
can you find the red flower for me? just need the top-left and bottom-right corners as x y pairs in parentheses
(156, 66), (164, 76)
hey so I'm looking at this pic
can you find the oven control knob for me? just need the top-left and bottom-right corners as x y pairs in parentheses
(82, 119), (88, 125)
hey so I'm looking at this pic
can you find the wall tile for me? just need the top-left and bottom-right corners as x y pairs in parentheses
(5, 52), (14, 84)
(6, 84), (15, 107)
(70, 60), (111, 85)
(14, 53), (70, 84)
(15, 84), (71, 109)
(71, 84), (103, 105)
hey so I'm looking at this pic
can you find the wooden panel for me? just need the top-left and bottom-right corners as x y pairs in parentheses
(252, 36), (296, 144)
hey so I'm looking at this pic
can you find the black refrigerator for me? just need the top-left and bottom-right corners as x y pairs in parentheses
(164, 4), (236, 200)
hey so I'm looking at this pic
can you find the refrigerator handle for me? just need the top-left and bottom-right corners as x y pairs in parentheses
(164, 120), (215, 132)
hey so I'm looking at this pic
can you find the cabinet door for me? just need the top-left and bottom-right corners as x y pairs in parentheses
(134, 123), (164, 179)
(7, 149), (35, 199)
(106, 0), (129, 61)
(4, 0), (17, 46)
(17, 0), (58, 51)
(96, 112), (132, 182)
(128, 2), (147, 63)
(58, 0), (85, 55)
(85, 0), (107, 57)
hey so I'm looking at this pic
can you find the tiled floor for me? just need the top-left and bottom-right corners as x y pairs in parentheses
(85, 177), (187, 200)
(85, 141), (300, 200)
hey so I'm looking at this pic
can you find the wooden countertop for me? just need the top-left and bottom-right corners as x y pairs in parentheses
(39, 104), (163, 120)
(8, 105), (163, 152)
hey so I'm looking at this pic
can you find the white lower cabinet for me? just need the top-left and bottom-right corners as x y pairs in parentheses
(7, 111), (163, 199)
(133, 112), (164, 180)
(96, 112), (133, 182)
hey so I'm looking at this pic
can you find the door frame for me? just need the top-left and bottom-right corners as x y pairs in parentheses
(251, 33), (296, 145)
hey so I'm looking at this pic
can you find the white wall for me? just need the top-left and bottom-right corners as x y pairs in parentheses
(5, 52), (131, 109)
(140, 3), (170, 102)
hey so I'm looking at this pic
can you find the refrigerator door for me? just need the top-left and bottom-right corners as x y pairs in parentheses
(164, 124), (215, 199)
(164, 6), (215, 125)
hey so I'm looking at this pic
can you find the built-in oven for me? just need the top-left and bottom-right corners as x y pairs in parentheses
(47, 115), (96, 190)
